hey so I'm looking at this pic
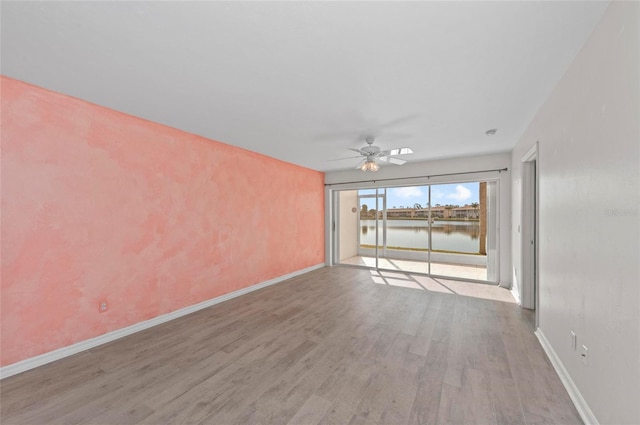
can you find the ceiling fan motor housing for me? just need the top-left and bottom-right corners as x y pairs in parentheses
(361, 145), (380, 155)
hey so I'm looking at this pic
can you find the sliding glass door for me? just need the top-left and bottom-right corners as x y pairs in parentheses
(335, 180), (499, 283)
(429, 182), (487, 281)
(376, 186), (430, 274)
(339, 189), (385, 268)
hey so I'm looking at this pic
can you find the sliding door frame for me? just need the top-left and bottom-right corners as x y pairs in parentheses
(330, 177), (502, 285)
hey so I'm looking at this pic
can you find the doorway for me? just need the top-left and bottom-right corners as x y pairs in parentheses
(521, 143), (539, 324)
(335, 181), (499, 284)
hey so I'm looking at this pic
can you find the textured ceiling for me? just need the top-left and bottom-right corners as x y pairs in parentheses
(1, 1), (608, 171)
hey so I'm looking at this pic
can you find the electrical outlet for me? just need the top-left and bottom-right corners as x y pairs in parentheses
(570, 331), (577, 350)
(99, 301), (108, 313)
(581, 345), (588, 365)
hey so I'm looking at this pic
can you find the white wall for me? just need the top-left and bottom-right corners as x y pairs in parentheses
(511, 2), (639, 424)
(325, 152), (512, 287)
(338, 190), (358, 260)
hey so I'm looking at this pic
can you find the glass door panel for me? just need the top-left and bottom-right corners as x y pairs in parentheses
(376, 185), (430, 274)
(356, 192), (383, 268)
(336, 190), (359, 265)
(429, 182), (487, 281)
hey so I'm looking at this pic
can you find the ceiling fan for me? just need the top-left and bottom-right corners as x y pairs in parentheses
(340, 136), (414, 172)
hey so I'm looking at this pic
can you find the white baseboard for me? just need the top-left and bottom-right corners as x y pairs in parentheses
(510, 286), (521, 305)
(0, 263), (324, 379)
(535, 329), (599, 425)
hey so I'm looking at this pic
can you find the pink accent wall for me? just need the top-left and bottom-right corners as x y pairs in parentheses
(0, 76), (325, 367)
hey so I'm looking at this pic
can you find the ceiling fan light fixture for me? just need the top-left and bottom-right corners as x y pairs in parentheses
(360, 159), (380, 172)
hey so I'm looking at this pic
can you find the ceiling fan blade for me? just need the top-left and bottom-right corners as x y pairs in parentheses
(378, 147), (414, 156)
(380, 156), (407, 165)
(327, 155), (362, 162)
(355, 159), (366, 170)
(347, 148), (365, 154)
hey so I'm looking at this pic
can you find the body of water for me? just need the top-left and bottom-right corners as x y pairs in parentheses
(360, 219), (481, 253)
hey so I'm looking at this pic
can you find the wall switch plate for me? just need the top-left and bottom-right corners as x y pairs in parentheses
(581, 345), (588, 365)
(570, 331), (577, 350)
(99, 301), (108, 313)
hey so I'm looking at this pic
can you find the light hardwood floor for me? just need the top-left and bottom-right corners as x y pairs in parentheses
(1, 267), (582, 425)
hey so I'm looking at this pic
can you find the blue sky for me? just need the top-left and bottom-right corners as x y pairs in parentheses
(359, 183), (479, 210)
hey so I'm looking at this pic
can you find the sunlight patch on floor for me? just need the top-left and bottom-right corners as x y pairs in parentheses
(341, 255), (487, 281)
(366, 270), (515, 303)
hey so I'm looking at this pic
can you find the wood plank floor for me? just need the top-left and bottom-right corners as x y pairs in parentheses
(1, 267), (582, 425)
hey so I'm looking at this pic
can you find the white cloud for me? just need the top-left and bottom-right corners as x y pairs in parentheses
(446, 185), (472, 202)
(431, 190), (444, 200)
(391, 186), (423, 199)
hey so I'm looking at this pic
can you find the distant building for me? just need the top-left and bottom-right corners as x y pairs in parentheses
(452, 205), (479, 219)
(381, 205), (479, 219)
